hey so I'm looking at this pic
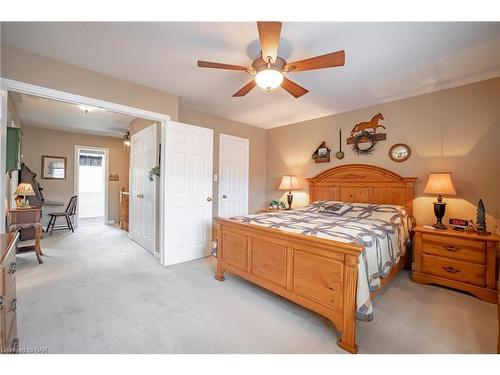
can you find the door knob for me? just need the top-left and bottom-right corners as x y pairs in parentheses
(207, 197), (212, 202)
(222, 195), (227, 199)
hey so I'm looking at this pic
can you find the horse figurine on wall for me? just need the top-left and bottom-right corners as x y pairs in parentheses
(350, 113), (386, 137)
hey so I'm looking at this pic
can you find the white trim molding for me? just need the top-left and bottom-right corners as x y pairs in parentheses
(1, 78), (170, 122)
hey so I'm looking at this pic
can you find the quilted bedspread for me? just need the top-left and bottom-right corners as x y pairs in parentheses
(231, 201), (411, 321)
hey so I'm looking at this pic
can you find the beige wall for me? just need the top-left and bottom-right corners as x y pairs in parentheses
(21, 126), (130, 223)
(1, 45), (179, 121)
(267, 77), (500, 233)
(179, 106), (267, 215)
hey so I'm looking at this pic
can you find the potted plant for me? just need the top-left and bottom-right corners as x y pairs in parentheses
(148, 165), (160, 182)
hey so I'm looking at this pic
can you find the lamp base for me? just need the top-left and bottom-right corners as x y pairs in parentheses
(286, 192), (293, 210)
(14, 196), (23, 209)
(432, 201), (447, 229)
(432, 222), (447, 230)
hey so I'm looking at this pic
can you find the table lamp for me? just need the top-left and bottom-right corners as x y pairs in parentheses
(423, 172), (456, 229)
(14, 182), (35, 209)
(279, 175), (300, 210)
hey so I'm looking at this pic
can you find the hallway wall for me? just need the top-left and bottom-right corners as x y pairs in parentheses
(21, 125), (130, 223)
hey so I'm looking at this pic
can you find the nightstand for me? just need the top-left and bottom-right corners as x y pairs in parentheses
(412, 225), (499, 303)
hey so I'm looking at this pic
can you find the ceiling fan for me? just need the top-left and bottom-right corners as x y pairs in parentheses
(197, 22), (345, 98)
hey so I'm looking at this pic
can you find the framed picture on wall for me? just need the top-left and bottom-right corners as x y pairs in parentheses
(41, 155), (67, 180)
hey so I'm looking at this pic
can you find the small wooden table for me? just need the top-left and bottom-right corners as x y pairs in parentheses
(8, 208), (43, 264)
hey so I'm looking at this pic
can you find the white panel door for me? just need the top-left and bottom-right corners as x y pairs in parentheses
(164, 121), (213, 265)
(130, 124), (157, 254)
(218, 134), (249, 218)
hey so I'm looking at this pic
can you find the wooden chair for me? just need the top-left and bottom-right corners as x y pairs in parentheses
(46, 195), (78, 234)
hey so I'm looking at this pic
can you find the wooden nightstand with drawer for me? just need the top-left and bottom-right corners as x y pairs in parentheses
(412, 225), (499, 303)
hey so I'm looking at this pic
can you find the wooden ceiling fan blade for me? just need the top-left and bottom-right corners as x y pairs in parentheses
(197, 60), (248, 71)
(281, 77), (309, 98)
(285, 50), (345, 72)
(232, 80), (257, 97)
(257, 22), (282, 63)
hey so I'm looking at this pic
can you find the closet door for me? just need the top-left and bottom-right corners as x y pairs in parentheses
(164, 121), (213, 265)
(218, 134), (249, 218)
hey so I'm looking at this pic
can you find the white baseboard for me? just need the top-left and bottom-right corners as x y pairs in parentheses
(106, 220), (115, 225)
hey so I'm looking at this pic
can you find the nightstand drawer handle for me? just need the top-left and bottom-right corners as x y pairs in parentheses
(442, 266), (459, 274)
(444, 245), (460, 252)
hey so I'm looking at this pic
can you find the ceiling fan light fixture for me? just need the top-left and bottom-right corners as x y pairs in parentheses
(255, 68), (283, 91)
(123, 132), (131, 146)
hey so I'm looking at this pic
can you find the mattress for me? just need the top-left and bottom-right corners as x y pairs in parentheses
(231, 201), (411, 321)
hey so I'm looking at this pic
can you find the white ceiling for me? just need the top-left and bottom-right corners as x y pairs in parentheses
(10, 92), (135, 137)
(2, 22), (500, 129)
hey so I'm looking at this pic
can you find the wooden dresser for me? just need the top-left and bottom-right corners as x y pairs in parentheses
(412, 225), (499, 303)
(0, 231), (19, 354)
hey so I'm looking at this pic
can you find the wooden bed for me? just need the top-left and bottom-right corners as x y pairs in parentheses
(214, 164), (416, 353)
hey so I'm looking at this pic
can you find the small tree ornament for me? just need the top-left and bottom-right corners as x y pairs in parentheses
(476, 199), (487, 232)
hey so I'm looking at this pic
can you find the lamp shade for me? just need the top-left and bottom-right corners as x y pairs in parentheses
(279, 175), (300, 191)
(14, 182), (35, 196)
(423, 173), (457, 196)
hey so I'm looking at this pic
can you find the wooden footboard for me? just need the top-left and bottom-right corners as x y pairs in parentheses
(214, 218), (363, 354)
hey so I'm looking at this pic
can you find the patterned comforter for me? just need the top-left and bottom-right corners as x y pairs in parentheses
(231, 201), (411, 321)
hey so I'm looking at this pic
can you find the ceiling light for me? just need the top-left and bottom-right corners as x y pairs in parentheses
(123, 132), (131, 146)
(78, 104), (98, 114)
(255, 68), (283, 91)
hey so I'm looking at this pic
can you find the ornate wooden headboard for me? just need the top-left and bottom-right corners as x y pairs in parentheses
(308, 164), (417, 215)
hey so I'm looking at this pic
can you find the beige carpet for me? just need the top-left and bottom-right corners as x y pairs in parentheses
(15, 223), (498, 354)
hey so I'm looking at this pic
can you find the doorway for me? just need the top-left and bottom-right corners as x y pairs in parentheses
(75, 145), (109, 225)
